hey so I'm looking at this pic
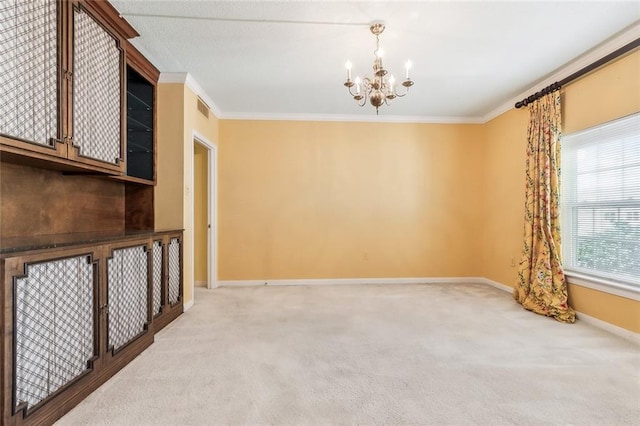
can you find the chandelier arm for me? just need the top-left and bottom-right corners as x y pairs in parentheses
(393, 85), (410, 98)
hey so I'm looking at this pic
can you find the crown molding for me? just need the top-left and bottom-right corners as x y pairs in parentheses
(158, 71), (187, 83)
(482, 22), (640, 123)
(219, 112), (485, 124)
(158, 72), (222, 118)
(184, 74), (223, 118)
(158, 73), (484, 124)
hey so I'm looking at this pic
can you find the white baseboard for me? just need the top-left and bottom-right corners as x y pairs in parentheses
(217, 276), (639, 345)
(217, 277), (487, 287)
(218, 280), (265, 287)
(481, 278), (514, 293)
(479, 278), (640, 346)
(183, 300), (194, 311)
(575, 311), (640, 346)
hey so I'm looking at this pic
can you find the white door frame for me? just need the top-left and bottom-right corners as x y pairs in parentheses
(192, 130), (218, 292)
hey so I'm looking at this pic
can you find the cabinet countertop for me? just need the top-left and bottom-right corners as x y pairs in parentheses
(0, 229), (183, 257)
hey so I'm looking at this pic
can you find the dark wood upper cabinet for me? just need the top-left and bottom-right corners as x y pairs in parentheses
(0, 0), (66, 157)
(0, 0), (158, 182)
(68, 2), (125, 172)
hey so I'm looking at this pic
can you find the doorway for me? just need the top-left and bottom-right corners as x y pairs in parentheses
(193, 132), (217, 295)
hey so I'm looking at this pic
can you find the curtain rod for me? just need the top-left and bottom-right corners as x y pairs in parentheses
(515, 37), (640, 109)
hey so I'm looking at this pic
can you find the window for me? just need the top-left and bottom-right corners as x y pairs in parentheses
(561, 113), (640, 289)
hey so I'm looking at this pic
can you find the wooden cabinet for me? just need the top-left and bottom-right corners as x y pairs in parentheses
(0, 0), (152, 178)
(0, 2), (174, 424)
(0, 0), (64, 156)
(69, 2), (125, 171)
(5, 246), (101, 423)
(105, 242), (150, 353)
(0, 231), (183, 425)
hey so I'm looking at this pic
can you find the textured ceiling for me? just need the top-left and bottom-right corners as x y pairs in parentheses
(111, 1), (640, 121)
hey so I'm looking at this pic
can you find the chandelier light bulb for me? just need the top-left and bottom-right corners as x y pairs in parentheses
(345, 61), (352, 80)
(375, 48), (384, 58)
(405, 60), (412, 79)
(355, 76), (361, 94)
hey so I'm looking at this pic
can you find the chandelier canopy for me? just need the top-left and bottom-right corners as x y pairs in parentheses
(344, 23), (414, 115)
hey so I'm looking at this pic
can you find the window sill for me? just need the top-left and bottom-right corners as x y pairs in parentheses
(565, 271), (640, 302)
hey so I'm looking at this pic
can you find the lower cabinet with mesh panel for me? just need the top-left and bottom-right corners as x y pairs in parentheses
(150, 234), (184, 332)
(0, 230), (182, 425)
(2, 246), (100, 424)
(106, 243), (152, 354)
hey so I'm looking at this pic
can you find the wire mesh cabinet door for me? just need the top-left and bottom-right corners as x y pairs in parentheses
(7, 252), (98, 420)
(167, 237), (182, 306)
(151, 240), (163, 317)
(70, 3), (124, 172)
(0, 0), (65, 156)
(106, 244), (150, 353)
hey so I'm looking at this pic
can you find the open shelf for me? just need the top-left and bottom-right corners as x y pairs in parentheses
(127, 115), (152, 133)
(127, 89), (152, 111)
(126, 66), (154, 182)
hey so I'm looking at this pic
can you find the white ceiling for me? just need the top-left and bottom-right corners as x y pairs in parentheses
(111, 1), (640, 121)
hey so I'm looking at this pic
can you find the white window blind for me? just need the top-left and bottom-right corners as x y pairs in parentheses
(561, 113), (640, 287)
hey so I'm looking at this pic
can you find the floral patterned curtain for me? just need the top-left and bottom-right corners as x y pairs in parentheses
(514, 92), (575, 323)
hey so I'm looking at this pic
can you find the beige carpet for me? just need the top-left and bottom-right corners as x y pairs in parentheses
(57, 283), (639, 425)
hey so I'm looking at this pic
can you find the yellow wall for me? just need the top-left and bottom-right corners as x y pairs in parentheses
(481, 50), (640, 333)
(218, 120), (484, 280)
(194, 142), (208, 284)
(156, 83), (218, 306)
(563, 51), (640, 134)
(155, 83), (184, 230)
(481, 108), (529, 287)
(568, 286), (639, 333)
(182, 87), (218, 304)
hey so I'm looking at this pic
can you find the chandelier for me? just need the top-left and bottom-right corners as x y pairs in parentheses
(344, 23), (414, 114)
